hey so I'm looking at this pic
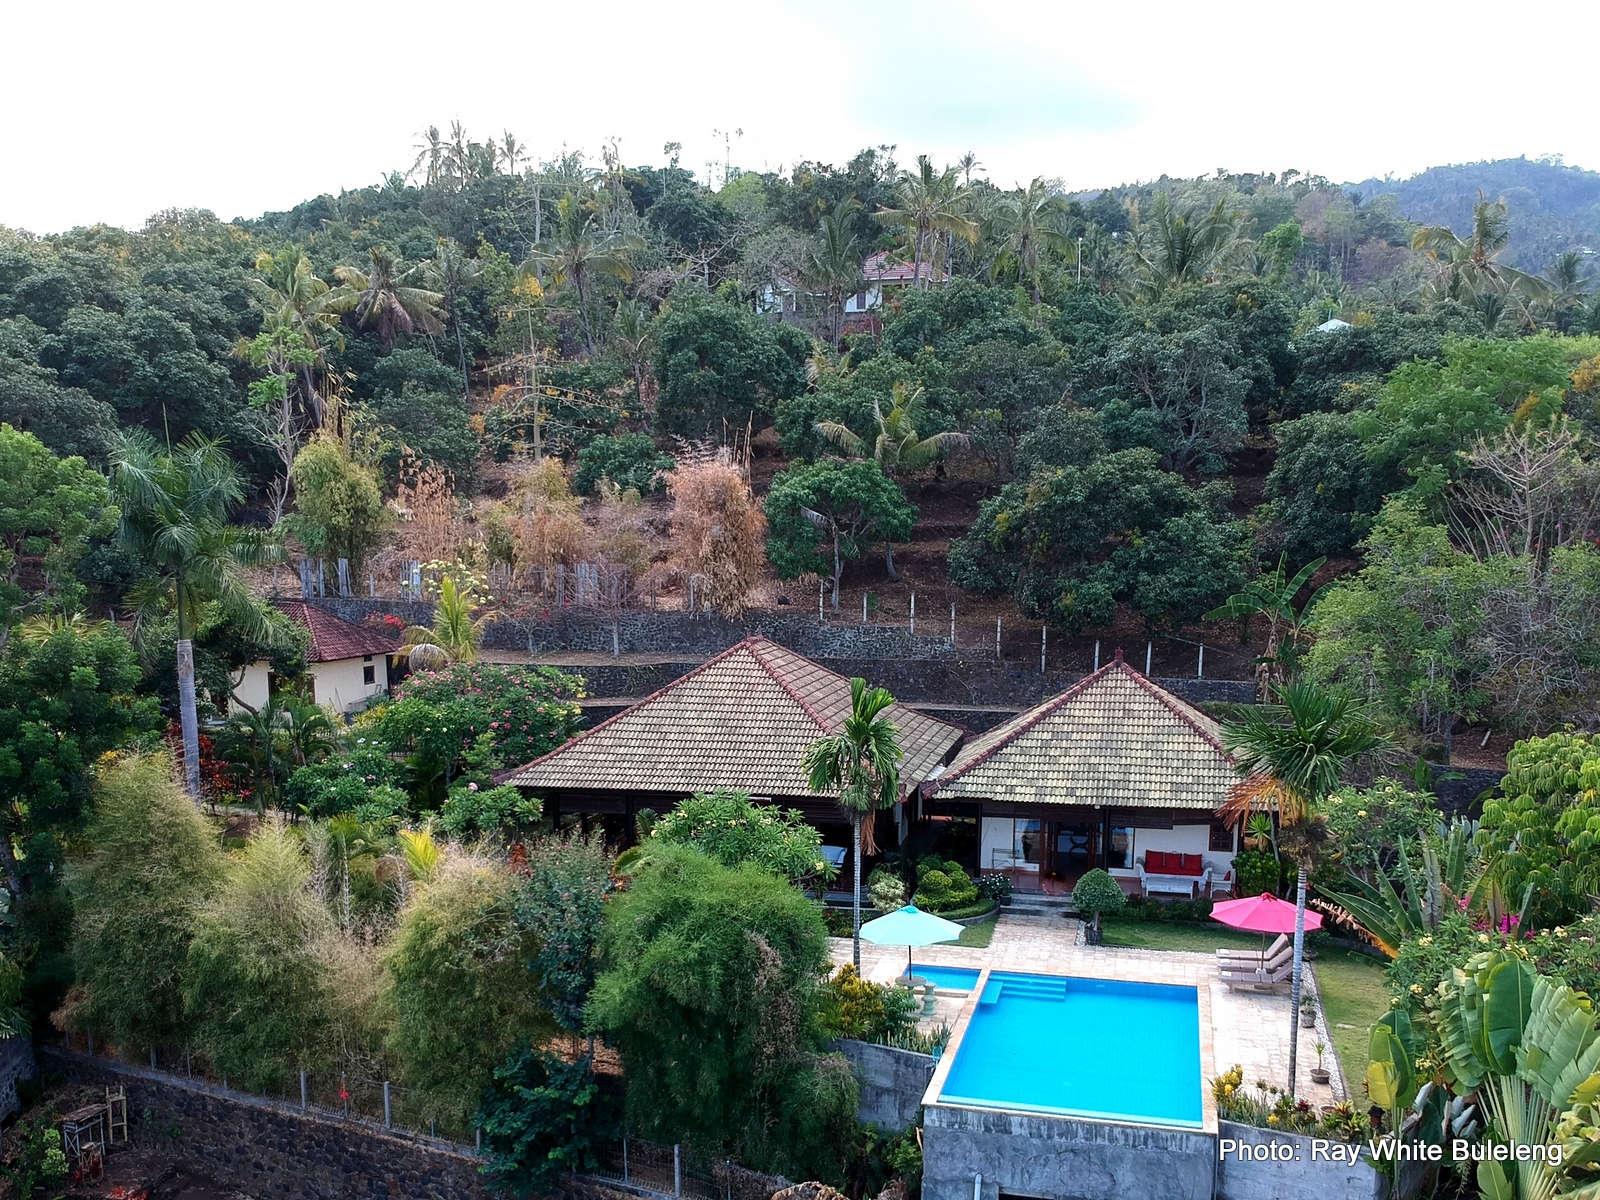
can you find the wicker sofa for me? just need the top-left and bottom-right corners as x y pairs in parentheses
(1135, 851), (1211, 899)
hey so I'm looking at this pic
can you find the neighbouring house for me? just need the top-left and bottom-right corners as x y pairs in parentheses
(925, 651), (1239, 897)
(495, 636), (964, 864)
(234, 600), (401, 715)
(842, 250), (946, 332)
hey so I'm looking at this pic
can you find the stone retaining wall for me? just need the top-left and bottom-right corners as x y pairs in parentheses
(0, 1036), (35, 1122)
(831, 1040), (934, 1133)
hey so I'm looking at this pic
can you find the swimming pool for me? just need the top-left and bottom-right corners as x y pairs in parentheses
(938, 972), (1202, 1127)
(909, 964), (982, 991)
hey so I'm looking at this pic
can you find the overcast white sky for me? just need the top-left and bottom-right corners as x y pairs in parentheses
(4, 0), (1597, 234)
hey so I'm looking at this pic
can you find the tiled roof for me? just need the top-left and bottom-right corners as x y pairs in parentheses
(497, 636), (962, 798)
(273, 600), (401, 663)
(862, 250), (945, 285)
(930, 658), (1237, 810)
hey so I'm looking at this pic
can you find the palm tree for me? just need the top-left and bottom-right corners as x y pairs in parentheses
(327, 247), (446, 346)
(612, 299), (656, 406)
(1128, 193), (1245, 299)
(519, 195), (641, 358)
(815, 381), (967, 579)
(801, 678), (904, 971)
(804, 198), (864, 345)
(1221, 682), (1388, 1096)
(110, 432), (284, 796)
(424, 238), (483, 404)
(1412, 192), (1550, 311)
(400, 574), (496, 667)
(1540, 250), (1595, 330)
(1205, 555), (1329, 701)
(874, 156), (977, 289)
(994, 178), (1071, 302)
(250, 249), (342, 425)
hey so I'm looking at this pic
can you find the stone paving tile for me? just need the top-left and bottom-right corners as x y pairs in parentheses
(829, 911), (1340, 1108)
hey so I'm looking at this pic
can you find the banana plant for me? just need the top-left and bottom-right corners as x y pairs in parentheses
(1435, 951), (1600, 1200)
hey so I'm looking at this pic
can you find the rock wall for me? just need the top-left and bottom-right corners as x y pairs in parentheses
(832, 1040), (934, 1133)
(0, 1036), (36, 1122)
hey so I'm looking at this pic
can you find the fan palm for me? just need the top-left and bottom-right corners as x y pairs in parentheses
(874, 156), (977, 289)
(804, 198), (864, 346)
(801, 678), (904, 970)
(1221, 681), (1389, 1096)
(994, 178), (1072, 302)
(519, 195), (642, 358)
(815, 382), (967, 579)
(328, 248), (446, 347)
(1205, 554), (1329, 701)
(109, 432), (285, 796)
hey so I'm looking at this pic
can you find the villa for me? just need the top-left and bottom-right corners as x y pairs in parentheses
(925, 651), (1239, 898)
(234, 600), (400, 716)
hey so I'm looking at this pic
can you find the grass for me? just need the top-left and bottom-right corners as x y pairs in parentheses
(1099, 919), (1389, 1086)
(957, 915), (998, 948)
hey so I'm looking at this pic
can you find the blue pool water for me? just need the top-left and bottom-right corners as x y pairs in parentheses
(909, 964), (982, 991)
(938, 972), (1202, 1127)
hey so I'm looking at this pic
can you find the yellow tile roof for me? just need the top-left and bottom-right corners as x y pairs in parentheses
(497, 637), (962, 799)
(931, 658), (1237, 810)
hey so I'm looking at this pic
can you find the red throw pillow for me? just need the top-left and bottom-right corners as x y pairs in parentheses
(1181, 854), (1202, 874)
(1145, 851), (1168, 872)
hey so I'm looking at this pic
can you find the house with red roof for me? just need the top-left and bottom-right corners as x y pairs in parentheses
(234, 600), (402, 715)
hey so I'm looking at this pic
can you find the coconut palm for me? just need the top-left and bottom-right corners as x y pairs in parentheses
(802, 678), (903, 970)
(1221, 682), (1389, 1096)
(1412, 193), (1550, 312)
(424, 238), (483, 403)
(1128, 193), (1245, 299)
(519, 195), (641, 358)
(328, 247), (446, 347)
(994, 178), (1072, 302)
(874, 156), (978, 289)
(249, 249), (342, 427)
(815, 381), (967, 579)
(804, 198), (864, 345)
(109, 432), (284, 796)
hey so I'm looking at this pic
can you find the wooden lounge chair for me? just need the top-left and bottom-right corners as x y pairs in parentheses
(1217, 935), (1289, 966)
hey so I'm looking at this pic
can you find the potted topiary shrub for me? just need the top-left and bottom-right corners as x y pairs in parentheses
(1310, 1041), (1331, 1086)
(1071, 869), (1125, 945)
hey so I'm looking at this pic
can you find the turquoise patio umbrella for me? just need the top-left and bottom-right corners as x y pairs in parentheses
(859, 904), (965, 978)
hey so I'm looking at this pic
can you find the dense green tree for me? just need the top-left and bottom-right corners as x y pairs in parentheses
(654, 289), (809, 438)
(949, 448), (1245, 632)
(520, 195), (641, 358)
(1284, 306), (1479, 418)
(0, 625), (160, 1015)
(650, 790), (829, 885)
(587, 845), (858, 1180)
(1103, 323), (1249, 471)
(282, 437), (391, 574)
(764, 459), (916, 609)
(1261, 411), (1389, 559)
(0, 318), (120, 463)
(573, 433), (674, 496)
(476, 1047), (615, 1195)
(0, 425), (118, 639)
(70, 753), (225, 1054)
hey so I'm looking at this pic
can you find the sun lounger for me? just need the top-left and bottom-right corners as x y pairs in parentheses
(1217, 935), (1289, 966)
(1219, 948), (1295, 990)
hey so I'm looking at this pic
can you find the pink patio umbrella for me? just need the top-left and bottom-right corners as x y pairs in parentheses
(1211, 892), (1322, 954)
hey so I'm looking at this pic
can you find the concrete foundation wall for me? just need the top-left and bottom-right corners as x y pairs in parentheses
(922, 1103), (1216, 1200)
(1215, 1122), (1411, 1200)
(833, 1040), (935, 1133)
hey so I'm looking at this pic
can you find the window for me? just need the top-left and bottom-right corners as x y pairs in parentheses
(363, 664), (376, 685)
(1209, 820), (1235, 852)
(854, 290), (868, 310)
(1108, 825), (1135, 869)
(1016, 819), (1042, 864)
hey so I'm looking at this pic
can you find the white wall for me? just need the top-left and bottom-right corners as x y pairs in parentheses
(1108, 822), (1235, 880)
(308, 655), (388, 713)
(235, 662), (271, 713)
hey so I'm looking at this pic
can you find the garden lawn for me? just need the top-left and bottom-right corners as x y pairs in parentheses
(1314, 946), (1389, 1089)
(1099, 920), (1263, 953)
(956, 915), (998, 948)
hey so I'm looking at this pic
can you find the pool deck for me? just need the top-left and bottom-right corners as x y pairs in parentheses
(829, 911), (1342, 1110)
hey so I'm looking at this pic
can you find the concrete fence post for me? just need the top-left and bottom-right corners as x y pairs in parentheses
(383, 1080), (392, 1129)
(476, 1129), (481, 1152)
(1094, 640), (1100, 671)
(909, 592), (915, 637)
(674, 1143), (683, 1198)
(300, 1070), (308, 1109)
(1146, 641), (1153, 676)
(950, 603), (955, 645)
(995, 617), (1001, 660)
(1197, 644), (1205, 678)
(150, 1048), (157, 1068)
(1040, 625), (1046, 673)
(973, 1174), (983, 1200)
(862, 593), (868, 624)
(623, 1136), (630, 1183)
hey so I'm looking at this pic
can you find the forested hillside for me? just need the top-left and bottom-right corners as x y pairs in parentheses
(3, 135), (1599, 772)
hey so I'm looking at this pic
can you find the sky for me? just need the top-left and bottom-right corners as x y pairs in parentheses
(4, 0), (1598, 234)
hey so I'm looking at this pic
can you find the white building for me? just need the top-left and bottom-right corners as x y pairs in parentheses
(235, 600), (400, 716)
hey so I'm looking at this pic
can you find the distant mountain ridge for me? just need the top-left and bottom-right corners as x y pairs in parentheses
(1349, 156), (1600, 269)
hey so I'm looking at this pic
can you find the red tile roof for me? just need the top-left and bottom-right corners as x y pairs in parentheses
(862, 250), (945, 285)
(273, 600), (401, 663)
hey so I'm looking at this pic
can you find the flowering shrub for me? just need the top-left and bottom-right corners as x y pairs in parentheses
(284, 745), (404, 819)
(361, 612), (409, 633)
(651, 789), (832, 885)
(1322, 779), (1440, 877)
(975, 872), (1012, 901)
(439, 782), (543, 841)
(396, 662), (584, 770)
(1391, 912), (1600, 1009)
